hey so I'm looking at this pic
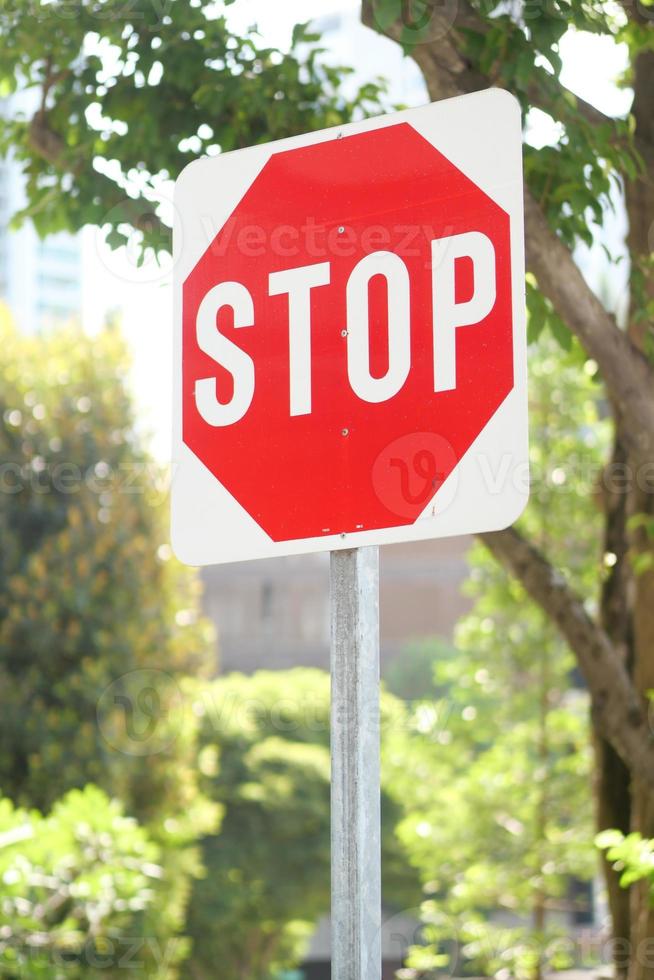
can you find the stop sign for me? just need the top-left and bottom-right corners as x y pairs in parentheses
(172, 89), (528, 565)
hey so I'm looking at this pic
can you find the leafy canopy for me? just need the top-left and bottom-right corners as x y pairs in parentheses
(0, 0), (387, 255)
(0, 308), (214, 826)
(0, 785), (165, 979)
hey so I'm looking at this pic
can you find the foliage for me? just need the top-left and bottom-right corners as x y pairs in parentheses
(1, 0), (652, 976)
(0, 309), (218, 975)
(385, 639), (450, 702)
(0, 785), (172, 979)
(0, 1), (387, 255)
(0, 0), (642, 274)
(0, 308), (213, 818)
(387, 631), (595, 978)
(597, 830), (654, 892)
(384, 335), (608, 980)
(184, 669), (419, 980)
(458, 0), (642, 253)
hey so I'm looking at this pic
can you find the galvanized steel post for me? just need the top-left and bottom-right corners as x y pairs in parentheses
(330, 546), (382, 980)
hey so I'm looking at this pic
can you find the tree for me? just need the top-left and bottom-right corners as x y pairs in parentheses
(184, 669), (419, 980)
(0, 310), (214, 816)
(0, 1), (386, 252)
(0, 311), (217, 974)
(1, 1), (653, 975)
(388, 635), (594, 980)
(351, 8), (653, 979)
(385, 335), (604, 980)
(0, 785), (170, 978)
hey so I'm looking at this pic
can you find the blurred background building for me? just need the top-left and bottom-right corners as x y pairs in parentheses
(0, 97), (82, 333)
(202, 537), (471, 676)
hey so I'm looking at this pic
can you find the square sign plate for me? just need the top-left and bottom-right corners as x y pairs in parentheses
(172, 89), (528, 566)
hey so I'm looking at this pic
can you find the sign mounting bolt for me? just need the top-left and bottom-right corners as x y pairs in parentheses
(342, 428), (349, 437)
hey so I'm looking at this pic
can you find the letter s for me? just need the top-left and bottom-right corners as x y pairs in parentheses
(194, 282), (255, 426)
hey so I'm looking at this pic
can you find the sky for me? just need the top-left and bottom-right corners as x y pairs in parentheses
(80, 0), (631, 459)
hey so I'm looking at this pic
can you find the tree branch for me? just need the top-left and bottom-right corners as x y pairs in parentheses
(524, 192), (654, 469)
(362, 0), (651, 151)
(360, 0), (654, 468)
(28, 110), (169, 248)
(481, 526), (654, 791)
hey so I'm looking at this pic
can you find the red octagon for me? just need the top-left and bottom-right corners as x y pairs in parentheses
(182, 123), (514, 543)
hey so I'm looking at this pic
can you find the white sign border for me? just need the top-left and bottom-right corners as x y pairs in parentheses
(172, 88), (528, 566)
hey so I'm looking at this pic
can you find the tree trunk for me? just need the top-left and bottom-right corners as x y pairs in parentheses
(597, 435), (635, 979)
(627, 524), (654, 980)
(624, 30), (654, 980)
(596, 735), (632, 978)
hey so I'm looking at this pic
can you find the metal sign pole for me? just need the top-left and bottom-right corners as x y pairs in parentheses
(330, 546), (382, 980)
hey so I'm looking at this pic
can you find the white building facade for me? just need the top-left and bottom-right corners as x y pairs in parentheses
(0, 97), (82, 333)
